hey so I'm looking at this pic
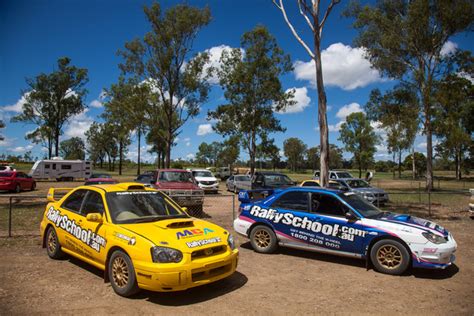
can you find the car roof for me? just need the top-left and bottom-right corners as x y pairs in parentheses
(256, 171), (287, 175)
(158, 169), (190, 172)
(281, 186), (343, 194)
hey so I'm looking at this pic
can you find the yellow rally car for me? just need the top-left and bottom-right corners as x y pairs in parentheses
(40, 182), (238, 297)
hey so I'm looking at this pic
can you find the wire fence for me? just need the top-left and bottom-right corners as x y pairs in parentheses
(0, 190), (471, 238)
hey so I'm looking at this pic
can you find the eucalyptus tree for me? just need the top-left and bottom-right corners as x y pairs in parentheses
(209, 26), (294, 176)
(12, 57), (88, 158)
(273, 0), (341, 187)
(118, 3), (212, 168)
(347, 0), (474, 189)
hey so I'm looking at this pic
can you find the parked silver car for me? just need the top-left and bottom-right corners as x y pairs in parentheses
(226, 175), (251, 193)
(334, 178), (389, 205)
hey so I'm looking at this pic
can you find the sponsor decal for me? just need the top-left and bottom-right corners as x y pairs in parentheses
(250, 205), (367, 241)
(116, 191), (157, 195)
(46, 207), (107, 252)
(176, 228), (214, 239)
(186, 237), (221, 248)
(114, 232), (136, 245)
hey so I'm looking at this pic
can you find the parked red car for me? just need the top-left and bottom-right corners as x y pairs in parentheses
(84, 173), (118, 185)
(0, 171), (36, 193)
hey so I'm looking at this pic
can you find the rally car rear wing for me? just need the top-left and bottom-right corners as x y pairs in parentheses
(238, 189), (275, 203)
(47, 187), (74, 202)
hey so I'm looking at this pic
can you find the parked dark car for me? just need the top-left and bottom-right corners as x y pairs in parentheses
(0, 171), (36, 192)
(247, 171), (296, 190)
(84, 173), (118, 185)
(134, 173), (155, 187)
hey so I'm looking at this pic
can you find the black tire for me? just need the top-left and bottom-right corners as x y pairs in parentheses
(250, 225), (278, 254)
(370, 239), (410, 275)
(108, 250), (140, 297)
(14, 184), (21, 193)
(30, 182), (36, 191)
(46, 227), (65, 259)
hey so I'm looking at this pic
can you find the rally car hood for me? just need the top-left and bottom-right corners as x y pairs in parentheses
(155, 182), (200, 190)
(120, 218), (227, 251)
(376, 212), (448, 237)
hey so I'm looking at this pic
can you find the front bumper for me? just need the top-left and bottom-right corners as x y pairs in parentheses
(171, 195), (204, 207)
(133, 249), (239, 292)
(411, 235), (457, 269)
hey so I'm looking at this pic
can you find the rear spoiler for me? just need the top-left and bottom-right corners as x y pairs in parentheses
(47, 187), (74, 202)
(238, 189), (275, 203)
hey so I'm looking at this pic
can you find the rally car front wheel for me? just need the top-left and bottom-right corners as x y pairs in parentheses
(46, 227), (65, 259)
(250, 225), (278, 254)
(108, 250), (140, 297)
(370, 239), (410, 275)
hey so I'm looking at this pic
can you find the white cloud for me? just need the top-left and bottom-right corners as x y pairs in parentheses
(328, 121), (344, 132)
(64, 109), (95, 140)
(89, 100), (102, 108)
(2, 92), (30, 113)
(294, 43), (384, 90)
(276, 87), (311, 114)
(10, 145), (34, 153)
(336, 102), (363, 120)
(197, 124), (213, 136)
(186, 153), (195, 160)
(186, 142), (191, 147)
(440, 41), (458, 56)
(417, 142), (427, 150)
(201, 45), (243, 84)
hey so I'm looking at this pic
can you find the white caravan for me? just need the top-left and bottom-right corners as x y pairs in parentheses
(29, 158), (92, 181)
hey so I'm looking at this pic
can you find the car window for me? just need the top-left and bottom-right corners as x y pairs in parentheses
(272, 191), (309, 212)
(336, 172), (353, 179)
(329, 173), (336, 179)
(62, 189), (88, 213)
(311, 193), (347, 217)
(302, 181), (320, 187)
(314, 171), (320, 177)
(346, 179), (370, 188)
(81, 191), (105, 216)
(228, 176), (234, 181)
(263, 174), (293, 185)
(16, 173), (25, 178)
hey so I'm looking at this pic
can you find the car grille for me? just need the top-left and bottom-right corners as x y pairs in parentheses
(191, 245), (225, 260)
(191, 262), (232, 282)
(200, 181), (216, 185)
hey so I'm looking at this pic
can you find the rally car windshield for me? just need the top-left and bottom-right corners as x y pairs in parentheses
(106, 191), (188, 224)
(338, 192), (382, 218)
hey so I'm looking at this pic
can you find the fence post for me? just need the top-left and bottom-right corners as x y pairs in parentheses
(232, 193), (235, 223)
(428, 191), (432, 218)
(8, 196), (12, 237)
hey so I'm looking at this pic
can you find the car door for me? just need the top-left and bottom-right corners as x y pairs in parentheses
(78, 190), (108, 264)
(269, 191), (310, 246)
(58, 189), (88, 253)
(227, 176), (234, 190)
(308, 192), (366, 255)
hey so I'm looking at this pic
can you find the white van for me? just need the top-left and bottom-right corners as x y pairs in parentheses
(29, 159), (92, 181)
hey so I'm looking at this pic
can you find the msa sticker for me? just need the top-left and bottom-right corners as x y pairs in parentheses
(114, 232), (136, 245)
(250, 205), (367, 241)
(176, 228), (214, 239)
(186, 237), (221, 248)
(46, 207), (107, 252)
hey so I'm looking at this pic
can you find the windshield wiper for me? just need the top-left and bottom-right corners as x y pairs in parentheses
(129, 216), (164, 223)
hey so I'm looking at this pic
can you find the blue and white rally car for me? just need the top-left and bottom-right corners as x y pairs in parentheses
(234, 187), (457, 275)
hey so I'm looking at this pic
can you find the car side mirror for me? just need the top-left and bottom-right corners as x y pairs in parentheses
(86, 213), (103, 223)
(345, 212), (358, 221)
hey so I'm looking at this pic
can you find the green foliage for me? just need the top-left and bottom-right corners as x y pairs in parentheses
(404, 152), (427, 178)
(59, 137), (86, 160)
(306, 147), (320, 171)
(339, 112), (380, 178)
(209, 25), (293, 175)
(328, 144), (344, 169)
(347, 0), (474, 188)
(283, 137), (307, 172)
(12, 57), (88, 158)
(118, 2), (212, 167)
(218, 136), (240, 168)
(374, 160), (397, 173)
(195, 142), (221, 166)
(85, 122), (118, 171)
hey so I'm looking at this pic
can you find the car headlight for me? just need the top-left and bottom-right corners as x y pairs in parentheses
(363, 193), (375, 199)
(227, 234), (236, 250)
(151, 246), (183, 263)
(422, 232), (447, 244)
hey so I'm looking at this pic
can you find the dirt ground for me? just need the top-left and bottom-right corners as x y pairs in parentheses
(0, 181), (473, 315)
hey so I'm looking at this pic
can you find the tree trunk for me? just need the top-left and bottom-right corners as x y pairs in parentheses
(456, 147), (462, 180)
(398, 149), (402, 178)
(392, 152), (396, 179)
(119, 139), (123, 176)
(54, 128), (60, 158)
(426, 120), (433, 191)
(249, 132), (256, 176)
(412, 146), (416, 180)
(314, 37), (330, 188)
(137, 129), (141, 175)
(48, 136), (52, 160)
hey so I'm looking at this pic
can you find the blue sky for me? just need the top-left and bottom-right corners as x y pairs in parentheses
(1, 0), (473, 163)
